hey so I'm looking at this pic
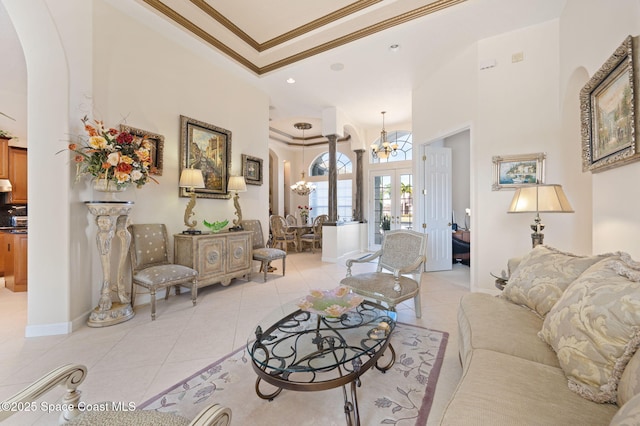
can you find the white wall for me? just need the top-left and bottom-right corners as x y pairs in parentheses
(414, 20), (568, 292)
(559, 0), (640, 257)
(5, 0), (270, 334)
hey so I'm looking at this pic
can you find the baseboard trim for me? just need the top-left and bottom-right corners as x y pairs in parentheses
(25, 321), (72, 337)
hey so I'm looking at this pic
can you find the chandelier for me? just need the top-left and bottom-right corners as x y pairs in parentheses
(371, 111), (398, 160)
(290, 122), (316, 196)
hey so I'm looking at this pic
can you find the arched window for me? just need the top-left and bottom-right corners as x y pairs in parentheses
(308, 151), (353, 221)
(310, 151), (352, 176)
(371, 130), (413, 163)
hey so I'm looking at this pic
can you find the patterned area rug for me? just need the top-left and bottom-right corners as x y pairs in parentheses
(140, 322), (448, 425)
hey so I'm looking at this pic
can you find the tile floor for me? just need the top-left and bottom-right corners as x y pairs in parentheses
(0, 251), (470, 425)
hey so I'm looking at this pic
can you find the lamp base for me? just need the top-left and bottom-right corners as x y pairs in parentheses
(229, 225), (244, 232)
(182, 229), (202, 235)
(531, 232), (544, 248)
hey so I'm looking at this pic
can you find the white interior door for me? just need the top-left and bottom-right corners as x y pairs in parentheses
(423, 146), (452, 271)
(369, 169), (413, 249)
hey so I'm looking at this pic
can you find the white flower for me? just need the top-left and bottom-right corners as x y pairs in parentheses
(465, 208), (471, 216)
(130, 170), (143, 181)
(107, 152), (120, 166)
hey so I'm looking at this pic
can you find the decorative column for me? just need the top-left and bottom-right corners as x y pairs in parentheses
(326, 134), (338, 223)
(354, 149), (365, 222)
(85, 201), (135, 327)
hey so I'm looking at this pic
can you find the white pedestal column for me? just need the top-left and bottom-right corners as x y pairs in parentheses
(85, 201), (135, 327)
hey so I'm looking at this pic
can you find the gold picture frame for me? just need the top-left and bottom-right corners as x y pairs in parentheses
(581, 35), (640, 173)
(180, 115), (232, 199)
(492, 152), (546, 191)
(119, 124), (164, 175)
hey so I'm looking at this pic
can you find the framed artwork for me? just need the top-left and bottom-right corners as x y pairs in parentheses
(119, 124), (164, 175)
(242, 154), (263, 185)
(581, 35), (640, 173)
(492, 152), (546, 191)
(180, 115), (232, 199)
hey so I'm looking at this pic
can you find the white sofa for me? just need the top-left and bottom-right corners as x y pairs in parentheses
(440, 245), (640, 425)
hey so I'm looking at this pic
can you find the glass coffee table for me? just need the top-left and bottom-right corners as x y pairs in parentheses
(246, 299), (397, 426)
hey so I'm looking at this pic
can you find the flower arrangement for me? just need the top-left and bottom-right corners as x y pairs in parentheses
(297, 205), (312, 220)
(66, 116), (156, 189)
(297, 286), (364, 317)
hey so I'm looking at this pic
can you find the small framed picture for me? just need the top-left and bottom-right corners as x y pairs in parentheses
(119, 125), (164, 175)
(242, 154), (263, 185)
(492, 152), (546, 191)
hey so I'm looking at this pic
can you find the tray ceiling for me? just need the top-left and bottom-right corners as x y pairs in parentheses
(137, 0), (465, 75)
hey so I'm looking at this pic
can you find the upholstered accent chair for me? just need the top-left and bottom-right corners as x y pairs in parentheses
(269, 215), (297, 252)
(300, 214), (328, 253)
(128, 224), (198, 320)
(241, 219), (286, 281)
(340, 229), (428, 318)
(0, 364), (232, 425)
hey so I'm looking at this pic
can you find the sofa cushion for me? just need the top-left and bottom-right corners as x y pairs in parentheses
(439, 349), (618, 425)
(619, 350), (640, 407)
(457, 293), (559, 370)
(539, 257), (640, 404)
(610, 393), (640, 426)
(501, 245), (609, 317)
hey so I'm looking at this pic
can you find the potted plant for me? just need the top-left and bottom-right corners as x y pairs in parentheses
(380, 214), (391, 231)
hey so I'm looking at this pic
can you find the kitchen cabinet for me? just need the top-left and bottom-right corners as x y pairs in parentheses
(8, 147), (27, 203)
(5, 232), (27, 292)
(174, 231), (252, 288)
(0, 233), (4, 275)
(0, 137), (9, 179)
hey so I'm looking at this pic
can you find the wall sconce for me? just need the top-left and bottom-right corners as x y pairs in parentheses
(179, 168), (205, 234)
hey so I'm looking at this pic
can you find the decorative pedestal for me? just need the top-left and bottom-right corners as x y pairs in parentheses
(85, 201), (135, 327)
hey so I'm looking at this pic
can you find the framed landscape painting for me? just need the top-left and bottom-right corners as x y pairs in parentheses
(581, 35), (640, 173)
(180, 115), (232, 199)
(492, 152), (546, 191)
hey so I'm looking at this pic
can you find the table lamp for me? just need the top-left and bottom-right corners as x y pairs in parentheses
(507, 184), (574, 247)
(228, 175), (247, 230)
(179, 167), (205, 234)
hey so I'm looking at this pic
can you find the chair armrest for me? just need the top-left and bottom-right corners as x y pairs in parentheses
(0, 364), (87, 424)
(189, 403), (232, 426)
(345, 250), (382, 276)
(391, 255), (426, 279)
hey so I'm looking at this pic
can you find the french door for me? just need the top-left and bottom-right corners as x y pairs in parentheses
(369, 168), (413, 248)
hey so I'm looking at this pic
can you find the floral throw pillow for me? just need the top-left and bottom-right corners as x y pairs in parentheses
(538, 256), (640, 404)
(501, 245), (609, 317)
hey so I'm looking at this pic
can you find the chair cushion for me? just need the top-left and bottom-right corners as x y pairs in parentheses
(133, 264), (197, 286)
(300, 233), (321, 240)
(68, 409), (190, 425)
(539, 256), (640, 404)
(253, 247), (286, 262)
(341, 272), (419, 306)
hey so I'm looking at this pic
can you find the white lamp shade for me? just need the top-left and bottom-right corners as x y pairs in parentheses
(228, 176), (247, 192)
(179, 168), (205, 188)
(508, 184), (574, 213)
(0, 179), (12, 192)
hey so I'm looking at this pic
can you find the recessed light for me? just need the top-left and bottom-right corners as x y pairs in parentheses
(389, 44), (401, 52)
(330, 63), (344, 71)
(286, 77), (296, 84)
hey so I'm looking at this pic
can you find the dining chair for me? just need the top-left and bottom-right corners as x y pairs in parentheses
(300, 214), (328, 253)
(128, 223), (198, 320)
(241, 219), (286, 281)
(285, 214), (297, 227)
(269, 215), (298, 252)
(340, 229), (428, 318)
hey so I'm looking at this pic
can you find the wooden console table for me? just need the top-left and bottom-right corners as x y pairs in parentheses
(174, 231), (252, 288)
